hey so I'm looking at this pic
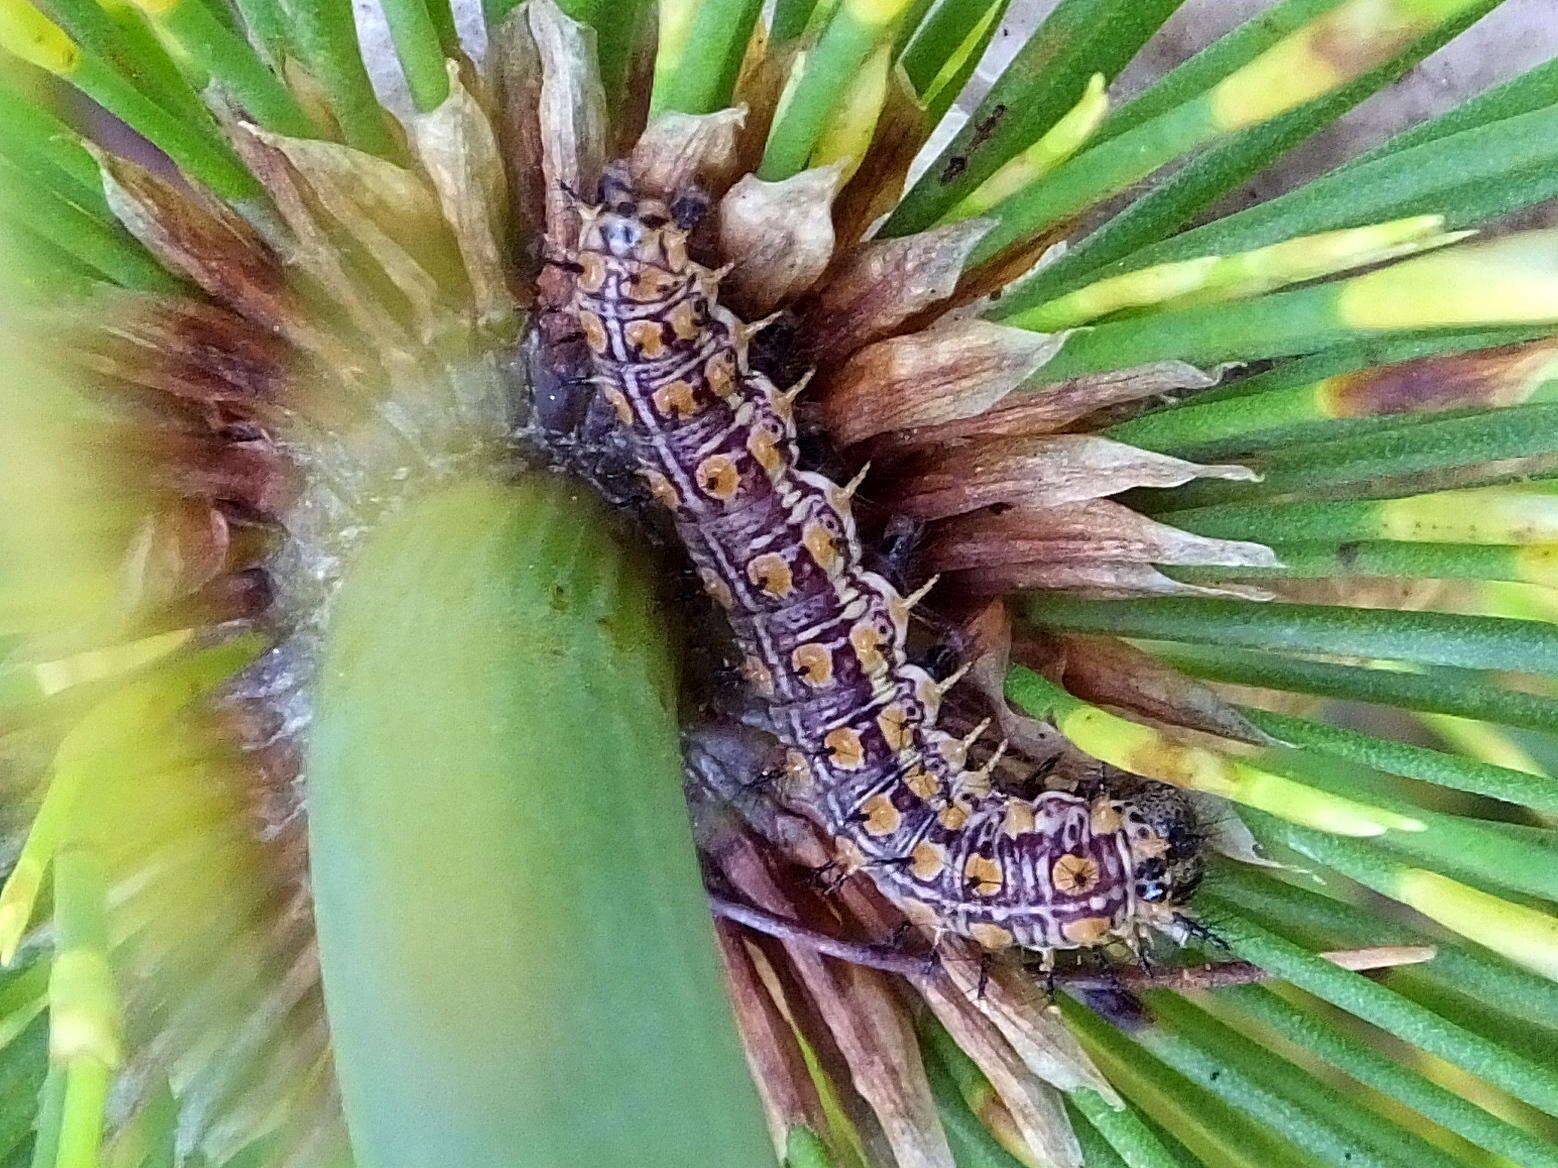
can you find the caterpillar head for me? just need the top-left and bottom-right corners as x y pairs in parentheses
(1121, 780), (1206, 917)
(584, 165), (705, 262)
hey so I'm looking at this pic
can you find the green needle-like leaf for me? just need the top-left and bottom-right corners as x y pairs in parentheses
(1024, 595), (1558, 676)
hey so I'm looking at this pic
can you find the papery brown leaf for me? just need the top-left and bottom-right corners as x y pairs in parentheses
(281, 59), (343, 140)
(1323, 339), (1558, 416)
(95, 150), (295, 332)
(959, 559), (1271, 599)
(76, 291), (291, 405)
(936, 938), (1117, 1100)
(799, 219), (994, 368)
(732, 38), (799, 175)
(953, 224), (1074, 308)
(120, 500), (231, 607)
(712, 921), (831, 1158)
(960, 600), (1065, 763)
(628, 107), (747, 203)
(410, 65), (516, 330)
(832, 64), (928, 248)
(146, 433), (300, 518)
(251, 129), (450, 333)
(918, 975), (1082, 1168)
(718, 165), (845, 316)
(892, 434), (1257, 521)
(1036, 634), (1276, 746)
(870, 361), (1221, 456)
(227, 125), (401, 361)
(716, 832), (955, 1168)
(527, 0), (610, 247)
(821, 320), (1067, 447)
(927, 498), (1278, 571)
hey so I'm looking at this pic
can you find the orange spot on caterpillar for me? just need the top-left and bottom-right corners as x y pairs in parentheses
(824, 726), (865, 770)
(696, 455), (740, 500)
(747, 553), (793, 596)
(791, 643), (833, 686)
(1052, 854), (1100, 897)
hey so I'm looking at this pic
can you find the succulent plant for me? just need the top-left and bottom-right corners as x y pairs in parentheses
(1, 0), (1558, 1166)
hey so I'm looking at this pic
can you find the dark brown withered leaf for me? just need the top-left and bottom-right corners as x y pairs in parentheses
(628, 107), (747, 203)
(94, 149), (295, 333)
(869, 361), (1221, 456)
(800, 219), (994, 368)
(822, 319), (1068, 447)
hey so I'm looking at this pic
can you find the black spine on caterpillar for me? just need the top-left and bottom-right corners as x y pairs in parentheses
(568, 167), (1203, 953)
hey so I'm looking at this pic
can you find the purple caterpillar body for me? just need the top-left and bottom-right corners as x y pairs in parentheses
(569, 173), (1201, 953)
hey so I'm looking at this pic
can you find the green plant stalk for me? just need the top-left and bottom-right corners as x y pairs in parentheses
(898, 0), (998, 92)
(70, 55), (257, 197)
(758, 0), (912, 179)
(650, 0), (765, 117)
(1012, 98), (1558, 314)
(27, 1067), (64, 1168)
(1169, 541), (1551, 588)
(965, 0), (1495, 267)
(0, 0), (250, 196)
(1190, 326), (1552, 407)
(421, 0), (459, 51)
(0, 1015), (47, 1164)
(228, 0), (289, 62)
(0, 91), (111, 218)
(1144, 403), (1558, 511)
(583, 0), (649, 112)
(1006, 665), (1422, 836)
(1151, 644), (1558, 733)
(47, 850), (119, 1168)
(44, 0), (214, 130)
(1026, 260), (1558, 386)
(288, 0), (401, 156)
(884, 0), (1186, 235)
(990, 0), (1496, 311)
(1067, 1104), (1130, 1168)
(378, 0), (451, 112)
(784, 1125), (840, 1168)
(1011, 216), (1463, 331)
(1238, 707), (1558, 812)
(1022, 595), (1558, 675)
(1215, 984), (1558, 1168)
(1346, 54), (1558, 167)
(135, 0), (320, 136)
(1137, 992), (1463, 1168)
(307, 479), (769, 1168)
(1196, 896), (1558, 1116)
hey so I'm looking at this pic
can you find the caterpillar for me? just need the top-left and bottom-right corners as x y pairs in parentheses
(566, 166), (1204, 955)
